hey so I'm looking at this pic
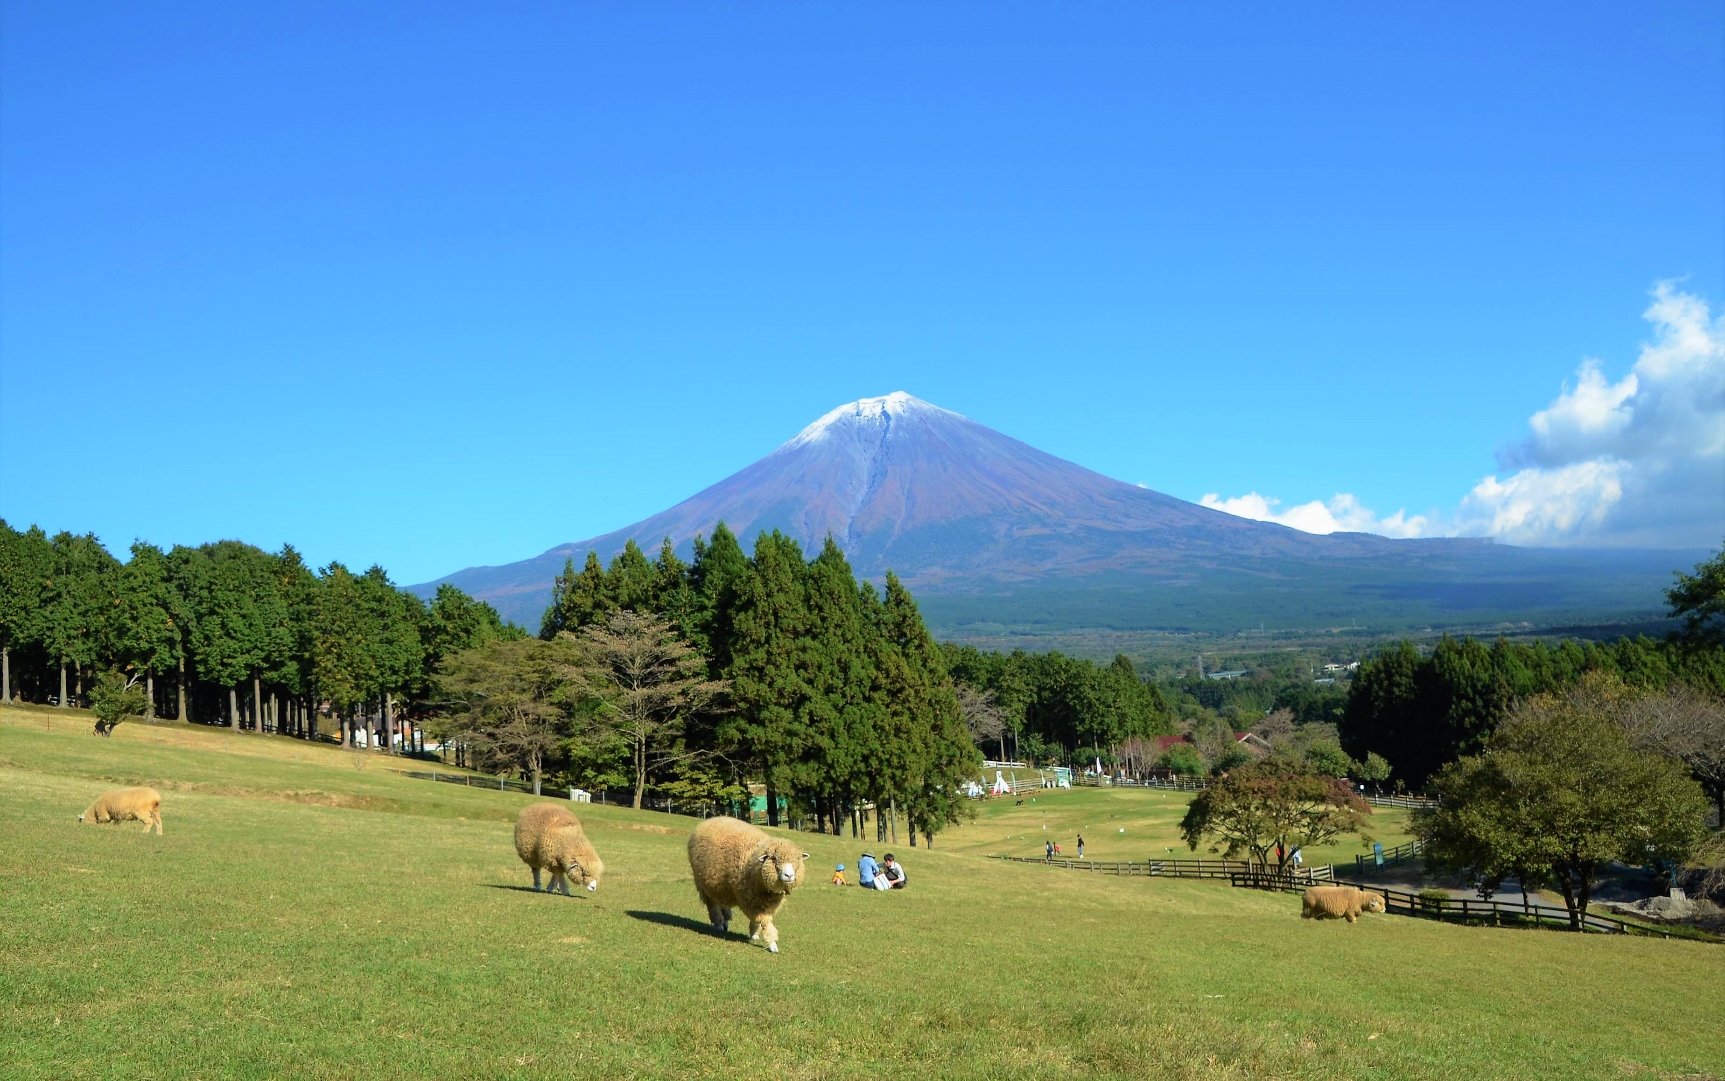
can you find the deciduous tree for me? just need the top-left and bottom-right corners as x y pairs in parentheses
(1417, 679), (1709, 929)
(89, 669), (148, 736)
(437, 636), (577, 794)
(1180, 760), (1371, 876)
(566, 610), (725, 809)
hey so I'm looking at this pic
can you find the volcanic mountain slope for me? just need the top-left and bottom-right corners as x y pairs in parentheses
(417, 393), (1692, 632)
(427, 395), (1347, 611)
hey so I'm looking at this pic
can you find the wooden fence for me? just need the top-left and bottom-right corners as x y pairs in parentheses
(381, 768), (723, 817)
(994, 854), (1332, 884)
(1067, 773), (1438, 808)
(1233, 875), (1692, 938)
(1354, 839), (1423, 874)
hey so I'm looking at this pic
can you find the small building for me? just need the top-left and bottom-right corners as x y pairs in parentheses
(1205, 669), (1248, 681)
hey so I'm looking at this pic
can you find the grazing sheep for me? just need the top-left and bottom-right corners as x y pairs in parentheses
(78, 787), (163, 835)
(687, 816), (808, 953)
(1301, 885), (1387, 923)
(514, 803), (604, 896)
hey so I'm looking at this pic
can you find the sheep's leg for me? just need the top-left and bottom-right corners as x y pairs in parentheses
(705, 902), (729, 933)
(152, 811), (162, 836)
(552, 871), (569, 896)
(759, 916), (779, 954)
(533, 867), (542, 892)
(1345, 911), (1356, 923)
(748, 916), (761, 942)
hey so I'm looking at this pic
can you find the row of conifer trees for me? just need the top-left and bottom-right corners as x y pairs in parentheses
(0, 515), (986, 843)
(537, 524), (982, 844)
(0, 519), (517, 747)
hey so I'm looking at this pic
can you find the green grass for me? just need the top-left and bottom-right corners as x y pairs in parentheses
(2, 706), (1720, 1080)
(942, 784), (1413, 868)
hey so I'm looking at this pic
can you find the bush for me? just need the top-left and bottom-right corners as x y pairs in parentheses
(88, 670), (148, 736)
(1209, 746), (1253, 776)
(1304, 742), (1354, 778)
(1417, 888), (1450, 912)
(1157, 744), (1205, 776)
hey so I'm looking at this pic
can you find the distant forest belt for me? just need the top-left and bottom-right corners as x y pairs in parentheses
(914, 569), (1680, 638)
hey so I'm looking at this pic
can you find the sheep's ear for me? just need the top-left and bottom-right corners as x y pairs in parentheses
(760, 853), (771, 863)
(801, 852), (810, 860)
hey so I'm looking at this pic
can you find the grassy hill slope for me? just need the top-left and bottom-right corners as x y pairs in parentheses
(941, 785), (1413, 868)
(1, 708), (1719, 1080)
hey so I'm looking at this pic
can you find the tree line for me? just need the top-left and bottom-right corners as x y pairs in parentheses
(0, 520), (519, 747)
(939, 645), (1175, 765)
(1339, 543), (1725, 818)
(436, 524), (981, 847)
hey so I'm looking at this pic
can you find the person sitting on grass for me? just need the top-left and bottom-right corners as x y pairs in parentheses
(882, 854), (907, 889)
(831, 863), (847, 886)
(857, 852), (880, 888)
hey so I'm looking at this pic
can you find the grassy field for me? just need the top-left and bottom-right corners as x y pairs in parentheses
(2, 706), (1720, 1080)
(940, 784), (1413, 867)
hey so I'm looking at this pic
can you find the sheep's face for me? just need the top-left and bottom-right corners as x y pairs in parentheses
(1361, 891), (1386, 913)
(755, 842), (810, 895)
(569, 854), (605, 893)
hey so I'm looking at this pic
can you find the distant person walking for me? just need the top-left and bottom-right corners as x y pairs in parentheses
(1076, 835), (1085, 859)
(1045, 840), (1054, 859)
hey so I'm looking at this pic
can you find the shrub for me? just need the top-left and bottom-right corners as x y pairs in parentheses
(1157, 744), (1205, 776)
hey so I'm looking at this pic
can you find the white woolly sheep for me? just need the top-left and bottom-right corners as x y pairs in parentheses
(78, 787), (163, 835)
(687, 816), (808, 953)
(514, 803), (604, 895)
(1301, 885), (1386, 923)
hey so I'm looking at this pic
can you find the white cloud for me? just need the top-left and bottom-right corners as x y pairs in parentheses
(1202, 283), (1725, 547)
(1462, 282), (1724, 546)
(1200, 492), (1429, 538)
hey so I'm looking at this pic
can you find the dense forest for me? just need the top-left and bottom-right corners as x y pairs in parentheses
(0, 520), (517, 747)
(522, 526), (980, 843)
(0, 519), (986, 845)
(940, 645), (1173, 763)
(1340, 631), (1725, 787)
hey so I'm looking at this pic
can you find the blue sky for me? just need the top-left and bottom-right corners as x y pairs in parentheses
(3, 2), (1721, 584)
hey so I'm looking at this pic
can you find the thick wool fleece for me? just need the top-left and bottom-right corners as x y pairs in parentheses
(687, 816), (808, 953)
(1301, 885), (1386, 923)
(78, 787), (163, 834)
(514, 803), (604, 895)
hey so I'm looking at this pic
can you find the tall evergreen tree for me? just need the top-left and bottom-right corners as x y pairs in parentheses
(540, 552), (610, 638)
(878, 571), (979, 847)
(801, 538), (879, 831)
(313, 562), (376, 745)
(723, 531), (814, 826)
(0, 521), (52, 703)
(357, 565), (426, 753)
(41, 532), (120, 708)
(650, 537), (695, 633)
(112, 542), (183, 717)
(687, 522), (749, 670)
(606, 539), (656, 612)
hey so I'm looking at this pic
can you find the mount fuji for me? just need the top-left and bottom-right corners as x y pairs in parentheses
(415, 393), (1693, 635)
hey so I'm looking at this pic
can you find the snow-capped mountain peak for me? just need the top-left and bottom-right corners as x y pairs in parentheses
(784, 391), (957, 449)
